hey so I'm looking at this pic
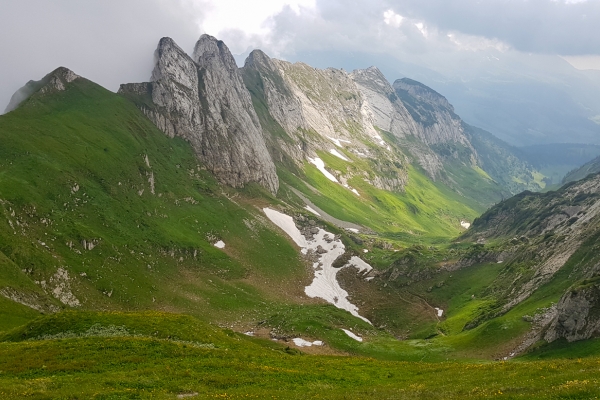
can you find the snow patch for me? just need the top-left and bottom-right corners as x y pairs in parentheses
(214, 241), (226, 249)
(461, 220), (471, 229)
(263, 208), (371, 323)
(434, 307), (444, 317)
(345, 256), (373, 274)
(347, 228), (359, 233)
(327, 137), (351, 147)
(329, 149), (349, 161)
(308, 157), (339, 183)
(263, 208), (306, 248)
(292, 338), (324, 347)
(365, 277), (374, 281)
(244, 331), (254, 336)
(351, 188), (360, 196)
(304, 205), (321, 216)
(342, 329), (363, 342)
(363, 249), (369, 253)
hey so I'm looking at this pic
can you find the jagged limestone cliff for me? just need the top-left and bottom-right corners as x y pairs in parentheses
(119, 36), (278, 194)
(117, 35), (539, 203)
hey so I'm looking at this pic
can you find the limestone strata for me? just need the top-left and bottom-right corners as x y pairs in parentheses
(119, 36), (278, 194)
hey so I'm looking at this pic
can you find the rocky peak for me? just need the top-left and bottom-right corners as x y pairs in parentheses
(119, 36), (279, 194)
(350, 66), (395, 97)
(150, 37), (196, 84)
(244, 49), (272, 70)
(241, 49), (307, 137)
(393, 78), (454, 112)
(4, 67), (81, 113)
(193, 34), (239, 76)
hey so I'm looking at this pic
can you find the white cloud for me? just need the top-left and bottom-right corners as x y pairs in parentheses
(383, 9), (404, 27)
(191, 0), (316, 53)
(446, 32), (510, 52)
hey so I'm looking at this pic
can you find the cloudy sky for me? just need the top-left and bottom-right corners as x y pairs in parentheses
(1, 0), (599, 112)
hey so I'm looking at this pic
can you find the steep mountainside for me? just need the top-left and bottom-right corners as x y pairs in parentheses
(462, 173), (600, 348)
(0, 68), (317, 332)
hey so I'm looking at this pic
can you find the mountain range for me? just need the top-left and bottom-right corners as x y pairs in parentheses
(1, 34), (600, 398)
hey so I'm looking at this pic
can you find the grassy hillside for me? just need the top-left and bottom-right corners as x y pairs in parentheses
(2, 311), (600, 399)
(0, 75), (313, 331)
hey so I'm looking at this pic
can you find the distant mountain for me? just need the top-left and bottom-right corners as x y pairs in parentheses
(286, 49), (600, 148)
(563, 155), (600, 185)
(518, 143), (600, 185)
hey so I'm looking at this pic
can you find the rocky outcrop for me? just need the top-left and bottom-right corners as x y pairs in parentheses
(243, 50), (308, 135)
(545, 281), (600, 343)
(117, 35), (536, 199)
(4, 67), (81, 113)
(350, 67), (444, 179)
(119, 36), (278, 194)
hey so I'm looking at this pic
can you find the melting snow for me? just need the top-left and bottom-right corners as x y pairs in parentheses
(329, 149), (350, 161)
(292, 338), (324, 347)
(304, 205), (321, 216)
(308, 157), (339, 183)
(214, 241), (226, 249)
(328, 137), (351, 148)
(461, 220), (471, 229)
(351, 188), (360, 196)
(263, 208), (306, 248)
(365, 277), (374, 281)
(434, 307), (444, 317)
(347, 228), (359, 233)
(244, 331), (254, 336)
(263, 208), (372, 324)
(345, 256), (373, 274)
(362, 249), (369, 253)
(342, 329), (363, 342)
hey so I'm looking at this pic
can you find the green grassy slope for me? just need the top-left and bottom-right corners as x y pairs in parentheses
(1, 311), (600, 399)
(0, 75), (310, 330)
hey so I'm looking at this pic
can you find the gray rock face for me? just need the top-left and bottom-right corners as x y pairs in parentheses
(119, 36), (278, 194)
(350, 67), (444, 179)
(242, 54), (409, 192)
(545, 282), (600, 342)
(243, 50), (308, 135)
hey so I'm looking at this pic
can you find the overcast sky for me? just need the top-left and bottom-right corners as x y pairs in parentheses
(1, 0), (599, 111)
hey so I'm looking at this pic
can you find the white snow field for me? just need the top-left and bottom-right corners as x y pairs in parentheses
(263, 208), (372, 324)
